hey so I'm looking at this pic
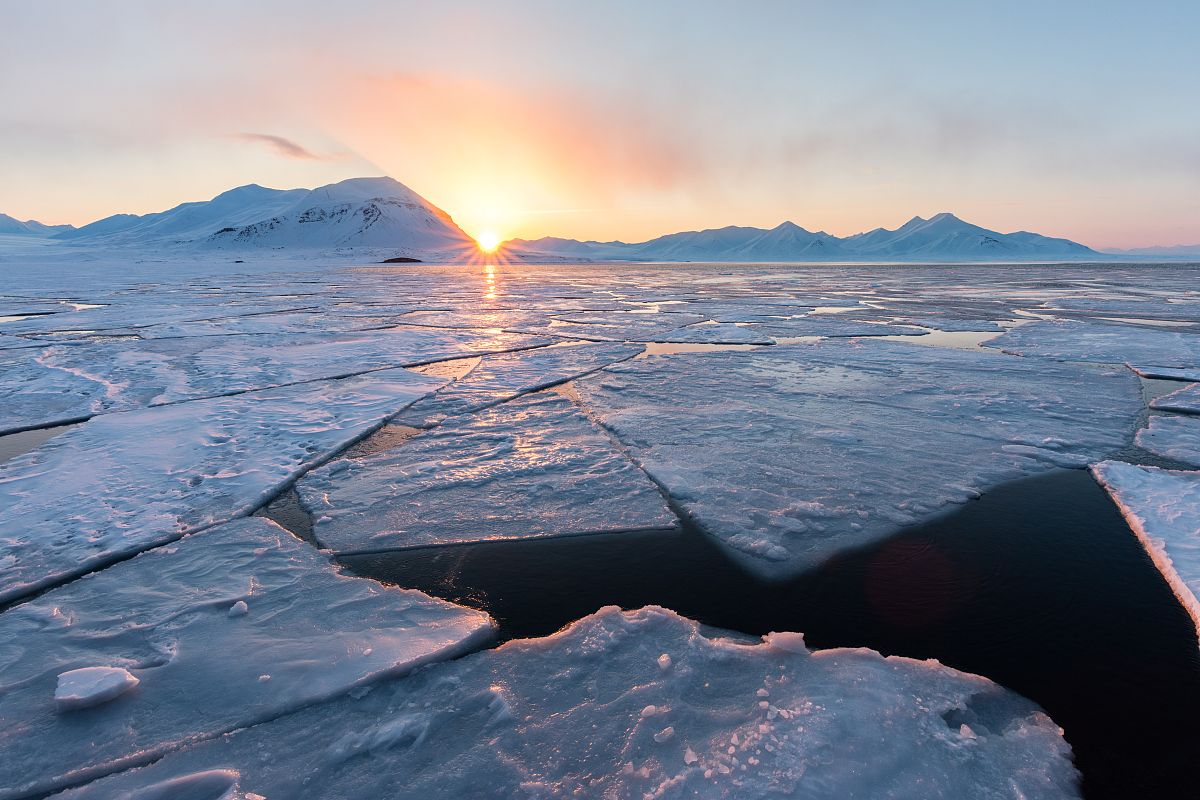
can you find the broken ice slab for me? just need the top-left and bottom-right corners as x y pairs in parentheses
(984, 319), (1200, 367)
(1135, 416), (1200, 467)
(1129, 366), (1200, 382)
(396, 342), (643, 427)
(0, 367), (444, 604)
(56, 606), (1080, 800)
(300, 392), (676, 553)
(0, 517), (493, 799)
(1091, 461), (1200, 645)
(893, 317), (1006, 332)
(740, 317), (928, 338)
(0, 327), (547, 434)
(1150, 382), (1200, 415)
(650, 323), (775, 345)
(573, 339), (1140, 577)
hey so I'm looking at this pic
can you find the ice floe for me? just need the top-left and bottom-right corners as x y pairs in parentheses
(0, 368), (444, 603)
(1091, 461), (1200, 642)
(1136, 416), (1200, 467)
(396, 342), (643, 428)
(1151, 382), (1200, 414)
(573, 339), (1140, 575)
(54, 606), (1079, 800)
(985, 319), (1200, 367)
(300, 392), (676, 552)
(0, 517), (493, 798)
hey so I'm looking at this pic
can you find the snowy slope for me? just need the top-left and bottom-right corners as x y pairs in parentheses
(511, 212), (1097, 262)
(0, 213), (73, 236)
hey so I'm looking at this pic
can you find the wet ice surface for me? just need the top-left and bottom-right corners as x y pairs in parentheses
(1152, 381), (1200, 414)
(1136, 415), (1200, 467)
(0, 517), (493, 798)
(3, 259), (1200, 798)
(56, 606), (1079, 800)
(301, 392), (676, 553)
(574, 339), (1140, 576)
(0, 368), (444, 603)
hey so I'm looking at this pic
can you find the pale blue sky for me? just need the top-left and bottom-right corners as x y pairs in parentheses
(1, 1), (1196, 246)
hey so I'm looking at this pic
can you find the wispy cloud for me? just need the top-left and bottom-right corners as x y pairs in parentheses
(232, 132), (328, 160)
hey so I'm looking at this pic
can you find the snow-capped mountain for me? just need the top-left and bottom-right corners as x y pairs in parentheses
(56, 177), (474, 256)
(509, 212), (1097, 262)
(0, 213), (74, 237)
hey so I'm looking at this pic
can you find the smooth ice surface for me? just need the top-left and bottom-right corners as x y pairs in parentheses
(985, 319), (1200, 367)
(0, 328), (544, 434)
(396, 342), (643, 427)
(1092, 461), (1200, 643)
(1151, 382), (1200, 414)
(54, 667), (140, 711)
(1136, 416), (1200, 467)
(301, 392), (676, 552)
(57, 606), (1080, 800)
(573, 339), (1140, 575)
(0, 518), (493, 798)
(0, 368), (444, 603)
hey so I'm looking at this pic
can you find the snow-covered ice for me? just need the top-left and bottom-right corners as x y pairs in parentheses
(300, 392), (676, 552)
(1151, 382), (1200, 414)
(396, 341), (643, 427)
(985, 319), (1200, 367)
(573, 339), (1140, 575)
(1091, 461), (1200, 643)
(54, 606), (1079, 800)
(0, 517), (493, 798)
(0, 368), (444, 603)
(1135, 416), (1200, 467)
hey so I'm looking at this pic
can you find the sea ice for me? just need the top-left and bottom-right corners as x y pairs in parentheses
(985, 319), (1200, 367)
(395, 342), (642, 427)
(741, 317), (927, 338)
(1091, 461), (1200, 642)
(0, 518), (493, 798)
(1150, 382), (1200, 414)
(0, 367), (444, 603)
(572, 339), (1140, 575)
(1135, 416), (1200, 467)
(1129, 366), (1200, 382)
(55, 606), (1080, 800)
(300, 392), (676, 553)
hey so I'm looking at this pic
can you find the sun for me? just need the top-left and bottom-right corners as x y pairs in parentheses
(476, 230), (502, 253)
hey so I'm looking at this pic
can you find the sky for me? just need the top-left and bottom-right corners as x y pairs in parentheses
(1, 1), (1197, 249)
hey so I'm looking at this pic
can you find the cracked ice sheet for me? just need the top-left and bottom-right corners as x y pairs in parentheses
(1091, 461), (1200, 645)
(396, 342), (642, 427)
(0, 517), (493, 800)
(1130, 366), (1200, 382)
(301, 392), (676, 553)
(0, 368), (445, 604)
(985, 319), (1200, 367)
(57, 606), (1080, 800)
(1151, 382), (1200, 414)
(741, 318), (927, 338)
(573, 340), (1140, 577)
(1136, 416), (1200, 467)
(0, 328), (546, 434)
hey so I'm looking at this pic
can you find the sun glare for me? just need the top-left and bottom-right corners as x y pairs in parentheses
(476, 230), (502, 253)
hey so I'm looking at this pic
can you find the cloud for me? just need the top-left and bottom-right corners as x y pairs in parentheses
(232, 132), (327, 160)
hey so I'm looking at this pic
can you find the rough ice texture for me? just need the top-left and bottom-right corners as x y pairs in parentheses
(54, 667), (141, 711)
(1136, 416), (1200, 467)
(56, 606), (1080, 800)
(301, 392), (676, 553)
(0, 368), (444, 603)
(650, 323), (775, 345)
(573, 340), (1140, 576)
(0, 518), (493, 799)
(1091, 461), (1200, 644)
(1151, 382), (1200, 414)
(395, 342), (643, 428)
(742, 317), (928, 338)
(985, 319), (1200, 367)
(0, 328), (545, 434)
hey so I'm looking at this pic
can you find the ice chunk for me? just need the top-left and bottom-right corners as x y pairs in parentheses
(1151, 382), (1200, 414)
(300, 392), (676, 553)
(985, 319), (1200, 367)
(54, 667), (141, 711)
(1135, 416), (1200, 467)
(652, 323), (774, 345)
(396, 342), (642, 427)
(743, 318), (927, 338)
(573, 339), (1140, 576)
(56, 606), (1080, 800)
(895, 318), (1006, 332)
(0, 368), (444, 603)
(1129, 366), (1200, 382)
(1091, 461), (1200, 643)
(0, 517), (493, 798)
